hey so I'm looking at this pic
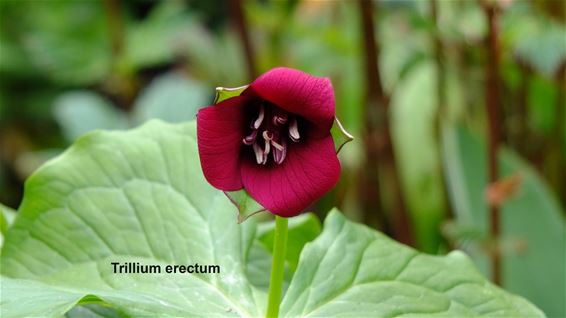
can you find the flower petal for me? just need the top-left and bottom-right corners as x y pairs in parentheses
(246, 67), (335, 131)
(197, 96), (249, 191)
(240, 135), (340, 217)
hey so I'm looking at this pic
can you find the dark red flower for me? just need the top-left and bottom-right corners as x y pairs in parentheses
(197, 67), (340, 217)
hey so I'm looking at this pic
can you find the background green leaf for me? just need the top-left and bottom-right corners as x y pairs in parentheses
(133, 72), (211, 125)
(13, 1), (111, 85)
(125, 1), (194, 70)
(53, 91), (129, 142)
(0, 203), (17, 246)
(443, 124), (565, 317)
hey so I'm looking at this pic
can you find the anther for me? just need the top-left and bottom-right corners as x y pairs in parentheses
(253, 105), (265, 129)
(289, 117), (300, 142)
(272, 114), (288, 126)
(253, 143), (263, 165)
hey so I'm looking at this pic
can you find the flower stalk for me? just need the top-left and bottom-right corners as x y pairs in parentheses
(266, 216), (288, 318)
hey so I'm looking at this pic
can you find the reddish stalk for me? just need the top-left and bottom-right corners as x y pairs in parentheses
(102, 0), (137, 112)
(357, 0), (412, 245)
(228, 0), (258, 80)
(102, 0), (124, 58)
(484, 3), (502, 285)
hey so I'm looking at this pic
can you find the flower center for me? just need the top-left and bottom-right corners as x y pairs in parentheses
(242, 103), (301, 165)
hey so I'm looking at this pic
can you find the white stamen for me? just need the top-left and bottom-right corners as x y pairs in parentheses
(289, 118), (300, 142)
(253, 105), (265, 129)
(253, 143), (263, 164)
(273, 139), (287, 164)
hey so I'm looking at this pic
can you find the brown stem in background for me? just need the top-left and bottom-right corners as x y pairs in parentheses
(484, 3), (502, 285)
(102, 0), (137, 112)
(102, 0), (124, 58)
(357, 0), (413, 245)
(429, 0), (454, 221)
(229, 0), (258, 80)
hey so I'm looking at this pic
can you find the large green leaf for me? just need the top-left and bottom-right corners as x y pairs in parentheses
(1, 277), (84, 317)
(1, 121), (542, 317)
(1, 120), (265, 317)
(281, 209), (543, 317)
(443, 124), (565, 317)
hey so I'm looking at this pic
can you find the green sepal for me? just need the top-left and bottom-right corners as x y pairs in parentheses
(223, 189), (266, 223)
(330, 117), (354, 153)
(214, 85), (249, 104)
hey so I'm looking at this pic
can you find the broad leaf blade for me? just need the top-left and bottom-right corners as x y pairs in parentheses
(1, 121), (265, 317)
(1, 276), (84, 318)
(281, 210), (543, 317)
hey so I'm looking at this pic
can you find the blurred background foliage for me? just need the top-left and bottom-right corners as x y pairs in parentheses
(0, 0), (564, 316)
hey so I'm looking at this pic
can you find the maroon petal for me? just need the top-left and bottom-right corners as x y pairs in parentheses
(197, 96), (249, 191)
(246, 67), (335, 131)
(240, 135), (340, 217)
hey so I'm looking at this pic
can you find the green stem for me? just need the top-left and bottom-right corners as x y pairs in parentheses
(266, 216), (288, 318)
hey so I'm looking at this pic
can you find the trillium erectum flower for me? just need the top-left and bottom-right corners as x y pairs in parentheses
(197, 67), (345, 217)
